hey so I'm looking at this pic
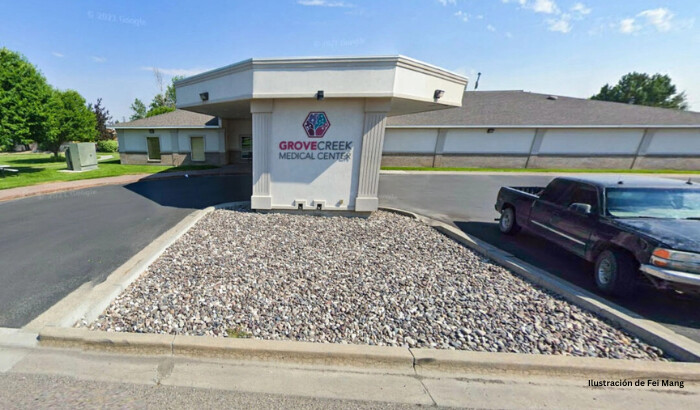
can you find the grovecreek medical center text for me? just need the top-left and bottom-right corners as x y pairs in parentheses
(278, 140), (352, 161)
(588, 379), (684, 388)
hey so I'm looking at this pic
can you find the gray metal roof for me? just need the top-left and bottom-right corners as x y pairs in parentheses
(113, 109), (219, 128)
(387, 91), (700, 127)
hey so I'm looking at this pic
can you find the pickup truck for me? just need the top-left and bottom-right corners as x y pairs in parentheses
(495, 176), (700, 297)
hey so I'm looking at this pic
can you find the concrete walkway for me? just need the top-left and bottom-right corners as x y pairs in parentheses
(0, 164), (251, 203)
(0, 330), (697, 409)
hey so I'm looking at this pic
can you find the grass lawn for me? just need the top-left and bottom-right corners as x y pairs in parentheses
(0, 152), (217, 190)
(381, 166), (700, 174)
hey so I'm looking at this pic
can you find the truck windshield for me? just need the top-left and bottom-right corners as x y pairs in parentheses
(606, 188), (700, 219)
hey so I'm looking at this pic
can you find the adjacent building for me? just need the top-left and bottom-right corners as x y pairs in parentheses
(116, 90), (700, 171)
(384, 90), (700, 170)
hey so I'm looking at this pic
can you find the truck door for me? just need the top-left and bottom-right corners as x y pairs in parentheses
(550, 184), (599, 257)
(528, 179), (575, 243)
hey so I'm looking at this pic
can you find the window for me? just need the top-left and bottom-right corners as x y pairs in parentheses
(190, 136), (205, 162)
(606, 188), (700, 219)
(241, 135), (252, 160)
(567, 185), (599, 213)
(146, 137), (161, 161)
(539, 180), (574, 206)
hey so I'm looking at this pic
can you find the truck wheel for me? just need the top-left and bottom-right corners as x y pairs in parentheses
(594, 249), (637, 298)
(499, 207), (520, 235)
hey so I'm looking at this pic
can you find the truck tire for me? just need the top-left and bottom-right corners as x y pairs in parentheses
(594, 249), (637, 298)
(499, 206), (520, 235)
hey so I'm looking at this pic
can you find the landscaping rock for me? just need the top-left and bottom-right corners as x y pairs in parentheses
(89, 209), (667, 360)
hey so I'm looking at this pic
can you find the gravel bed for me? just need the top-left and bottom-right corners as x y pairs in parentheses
(89, 208), (667, 360)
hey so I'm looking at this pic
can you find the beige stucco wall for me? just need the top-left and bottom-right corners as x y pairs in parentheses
(116, 128), (226, 166)
(381, 126), (700, 170)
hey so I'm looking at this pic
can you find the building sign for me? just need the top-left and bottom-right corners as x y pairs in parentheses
(279, 112), (352, 161)
(303, 112), (331, 138)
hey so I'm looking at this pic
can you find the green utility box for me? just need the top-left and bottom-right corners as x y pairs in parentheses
(65, 142), (98, 171)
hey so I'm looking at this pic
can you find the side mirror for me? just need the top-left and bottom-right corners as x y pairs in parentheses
(569, 203), (593, 215)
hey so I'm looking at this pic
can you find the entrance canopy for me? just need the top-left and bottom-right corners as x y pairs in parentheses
(175, 56), (468, 212)
(175, 56), (467, 118)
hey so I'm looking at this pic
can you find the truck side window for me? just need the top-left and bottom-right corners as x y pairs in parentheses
(568, 186), (598, 212)
(539, 180), (574, 205)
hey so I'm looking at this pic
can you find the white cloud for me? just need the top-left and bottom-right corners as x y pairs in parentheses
(503, 0), (558, 14)
(297, 0), (353, 7)
(487, 24), (496, 32)
(530, 0), (558, 14)
(571, 3), (591, 16)
(638, 8), (674, 32)
(548, 15), (572, 33)
(51, 52), (64, 58)
(619, 8), (678, 35)
(619, 18), (639, 34)
(141, 66), (211, 77)
(437, 0), (456, 5)
(454, 10), (469, 22)
(505, 31), (513, 38)
(91, 56), (106, 63)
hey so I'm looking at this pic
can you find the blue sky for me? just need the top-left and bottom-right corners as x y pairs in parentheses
(1, 0), (698, 120)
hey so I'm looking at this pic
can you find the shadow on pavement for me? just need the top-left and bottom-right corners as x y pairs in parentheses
(123, 174), (252, 209)
(454, 220), (700, 341)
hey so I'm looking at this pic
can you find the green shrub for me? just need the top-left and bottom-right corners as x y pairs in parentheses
(96, 140), (118, 152)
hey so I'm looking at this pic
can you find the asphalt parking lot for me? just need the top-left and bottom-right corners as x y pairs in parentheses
(0, 175), (251, 328)
(379, 172), (700, 344)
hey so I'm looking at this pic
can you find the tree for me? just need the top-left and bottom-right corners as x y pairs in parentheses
(165, 75), (184, 107)
(145, 74), (182, 117)
(88, 98), (113, 140)
(145, 105), (175, 118)
(591, 72), (688, 110)
(149, 93), (169, 111)
(0, 48), (53, 150)
(41, 89), (97, 158)
(129, 98), (147, 121)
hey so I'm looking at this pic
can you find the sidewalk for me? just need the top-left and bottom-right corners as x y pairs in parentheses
(0, 164), (251, 203)
(1, 330), (698, 409)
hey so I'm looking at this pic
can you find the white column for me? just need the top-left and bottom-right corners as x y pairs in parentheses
(355, 99), (390, 212)
(251, 100), (273, 209)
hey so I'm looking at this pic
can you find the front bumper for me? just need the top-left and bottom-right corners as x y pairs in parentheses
(640, 264), (700, 287)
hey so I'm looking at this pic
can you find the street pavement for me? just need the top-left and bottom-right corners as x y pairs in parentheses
(379, 172), (700, 344)
(0, 175), (251, 328)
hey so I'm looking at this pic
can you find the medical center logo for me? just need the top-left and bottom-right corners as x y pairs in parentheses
(278, 111), (350, 161)
(303, 112), (331, 138)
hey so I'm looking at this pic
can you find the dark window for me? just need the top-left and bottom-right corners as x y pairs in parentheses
(540, 180), (575, 205)
(567, 185), (599, 212)
(241, 135), (252, 160)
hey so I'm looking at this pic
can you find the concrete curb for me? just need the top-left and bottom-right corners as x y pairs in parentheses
(379, 206), (700, 363)
(37, 327), (414, 370)
(36, 327), (700, 380)
(23, 201), (250, 331)
(410, 348), (700, 380)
